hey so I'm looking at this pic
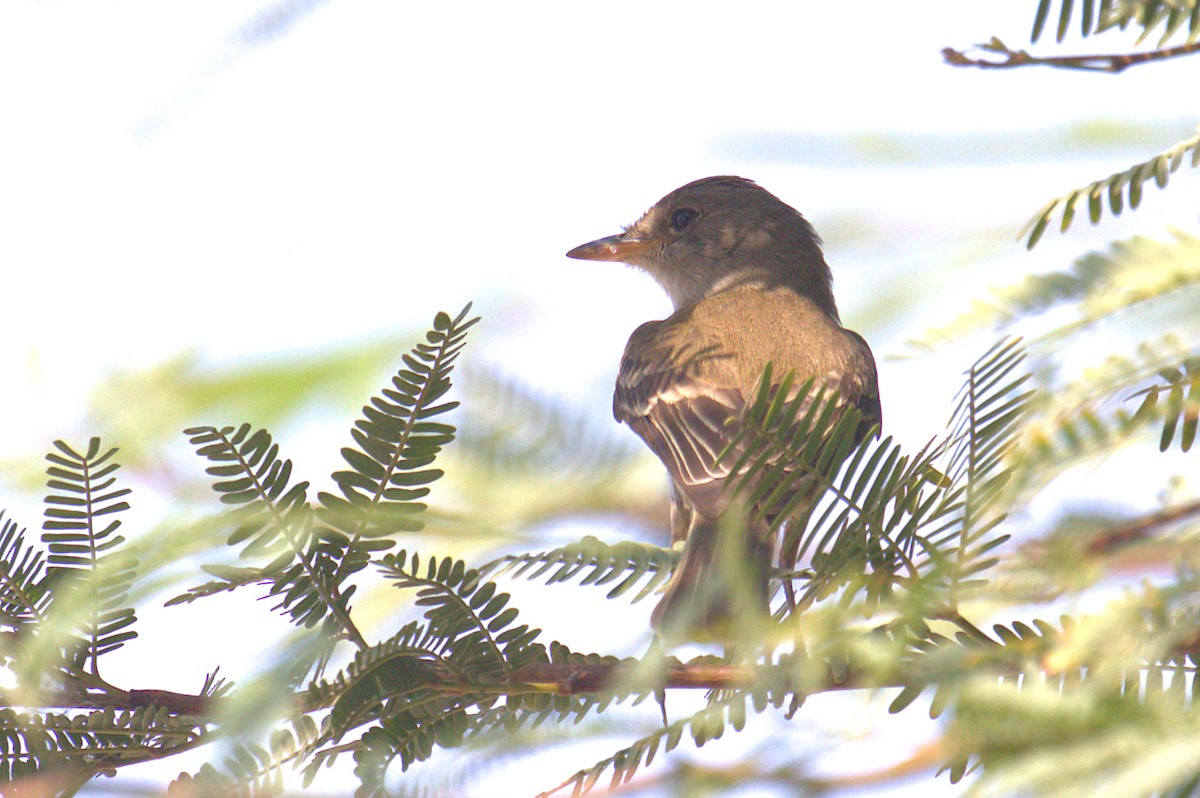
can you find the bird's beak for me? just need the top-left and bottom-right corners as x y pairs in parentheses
(565, 232), (652, 263)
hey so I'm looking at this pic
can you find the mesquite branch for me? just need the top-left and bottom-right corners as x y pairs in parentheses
(942, 38), (1200, 72)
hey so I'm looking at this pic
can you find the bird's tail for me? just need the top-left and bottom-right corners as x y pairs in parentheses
(650, 514), (773, 642)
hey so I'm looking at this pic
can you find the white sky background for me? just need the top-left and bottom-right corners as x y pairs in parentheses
(2, 1), (1199, 795)
(3, 0), (1196, 444)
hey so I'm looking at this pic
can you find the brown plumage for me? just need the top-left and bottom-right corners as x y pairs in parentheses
(567, 176), (880, 640)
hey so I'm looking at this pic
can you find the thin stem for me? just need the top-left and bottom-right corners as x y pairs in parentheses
(943, 41), (1200, 72)
(83, 453), (100, 677)
(1087, 497), (1200, 554)
(217, 428), (367, 649)
(331, 323), (462, 589)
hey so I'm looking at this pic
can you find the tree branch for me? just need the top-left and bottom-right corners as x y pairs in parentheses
(942, 38), (1200, 73)
(10, 657), (870, 718)
(510, 661), (760, 694)
(20, 686), (218, 715)
(1014, 496), (1200, 572)
(1086, 496), (1200, 555)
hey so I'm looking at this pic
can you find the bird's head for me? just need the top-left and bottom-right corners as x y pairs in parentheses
(567, 176), (836, 318)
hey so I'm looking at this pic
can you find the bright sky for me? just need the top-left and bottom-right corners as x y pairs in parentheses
(2, 1), (1194, 451)
(1, 2), (1197, 795)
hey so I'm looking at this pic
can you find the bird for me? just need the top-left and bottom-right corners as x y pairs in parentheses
(566, 176), (881, 641)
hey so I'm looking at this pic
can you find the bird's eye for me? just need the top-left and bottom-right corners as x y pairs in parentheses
(668, 208), (699, 233)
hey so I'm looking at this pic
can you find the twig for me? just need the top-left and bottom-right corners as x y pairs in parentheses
(942, 38), (1200, 73)
(18, 686), (218, 715)
(1004, 499), (1200, 599)
(10, 658), (867, 718)
(1087, 496), (1200, 555)
(510, 661), (759, 694)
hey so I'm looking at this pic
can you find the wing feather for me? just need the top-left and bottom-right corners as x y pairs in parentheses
(613, 290), (881, 520)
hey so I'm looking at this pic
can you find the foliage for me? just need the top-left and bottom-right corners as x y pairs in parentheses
(942, 1), (1200, 249)
(1022, 0), (1200, 246)
(1131, 355), (1200, 452)
(2, 287), (1189, 797)
(1024, 131), (1200, 249)
(480, 535), (675, 604)
(40, 439), (138, 675)
(1031, 0), (1200, 45)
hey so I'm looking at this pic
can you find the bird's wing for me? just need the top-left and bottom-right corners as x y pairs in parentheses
(837, 329), (882, 443)
(615, 314), (880, 520)
(614, 321), (745, 518)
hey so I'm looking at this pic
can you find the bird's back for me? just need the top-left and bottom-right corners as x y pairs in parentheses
(614, 284), (880, 519)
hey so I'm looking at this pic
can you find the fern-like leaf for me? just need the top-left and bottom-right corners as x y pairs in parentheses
(170, 744), (283, 797)
(1129, 355), (1200, 451)
(538, 684), (785, 798)
(481, 535), (675, 604)
(1025, 128), (1200, 248)
(378, 550), (544, 679)
(721, 373), (938, 609)
(938, 339), (1030, 593)
(164, 564), (271, 607)
(318, 304), (478, 579)
(41, 438), (137, 671)
(184, 424), (312, 565)
(2, 705), (207, 788)
(179, 306), (479, 649)
(998, 337), (1198, 511)
(721, 341), (1029, 613)
(458, 366), (640, 478)
(182, 424), (362, 641)
(915, 232), (1200, 354)
(1032, 0), (1200, 44)
(317, 551), (553, 784)
(0, 513), (51, 636)
(166, 714), (320, 798)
